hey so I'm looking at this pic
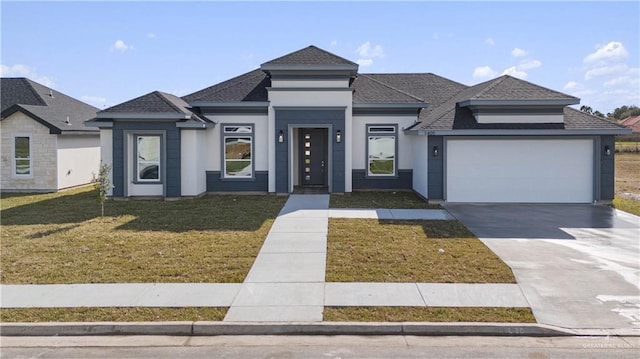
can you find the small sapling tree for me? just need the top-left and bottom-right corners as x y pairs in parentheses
(93, 163), (113, 216)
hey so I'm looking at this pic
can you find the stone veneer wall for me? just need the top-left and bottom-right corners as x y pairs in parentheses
(0, 112), (58, 191)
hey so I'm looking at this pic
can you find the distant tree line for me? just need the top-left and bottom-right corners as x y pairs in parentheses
(580, 105), (640, 121)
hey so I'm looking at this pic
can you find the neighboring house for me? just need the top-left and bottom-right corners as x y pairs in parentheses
(619, 115), (640, 133)
(88, 46), (631, 203)
(1, 78), (100, 192)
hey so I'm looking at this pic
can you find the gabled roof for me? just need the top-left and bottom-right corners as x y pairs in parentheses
(1, 77), (98, 133)
(457, 75), (579, 106)
(620, 115), (640, 132)
(261, 45), (357, 67)
(182, 69), (269, 103)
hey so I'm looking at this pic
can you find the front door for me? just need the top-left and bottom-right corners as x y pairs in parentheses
(299, 128), (328, 186)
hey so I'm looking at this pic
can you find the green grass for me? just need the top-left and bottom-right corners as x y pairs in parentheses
(330, 191), (439, 209)
(326, 219), (516, 283)
(613, 196), (640, 216)
(0, 307), (227, 322)
(1, 187), (287, 284)
(324, 307), (536, 323)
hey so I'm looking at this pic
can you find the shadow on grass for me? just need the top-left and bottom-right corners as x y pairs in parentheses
(1, 189), (287, 233)
(377, 219), (476, 239)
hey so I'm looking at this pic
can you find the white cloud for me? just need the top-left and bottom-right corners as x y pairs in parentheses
(502, 66), (528, 80)
(0, 64), (54, 87)
(584, 64), (628, 80)
(519, 59), (542, 70)
(356, 41), (384, 67)
(511, 47), (527, 58)
(473, 66), (497, 80)
(81, 95), (107, 107)
(110, 39), (133, 52)
(485, 38), (495, 46)
(330, 40), (337, 47)
(146, 32), (156, 39)
(563, 81), (580, 91)
(584, 41), (628, 64)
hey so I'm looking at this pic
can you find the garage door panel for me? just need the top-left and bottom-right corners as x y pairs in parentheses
(446, 139), (593, 203)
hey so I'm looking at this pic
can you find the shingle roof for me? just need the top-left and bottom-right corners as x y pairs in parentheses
(564, 107), (629, 130)
(463, 75), (579, 102)
(100, 91), (190, 114)
(261, 45), (357, 67)
(619, 115), (640, 132)
(352, 74), (425, 104)
(182, 69), (269, 103)
(1, 77), (98, 133)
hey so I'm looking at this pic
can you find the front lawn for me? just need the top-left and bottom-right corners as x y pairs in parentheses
(0, 307), (227, 322)
(324, 307), (535, 323)
(330, 191), (439, 209)
(1, 187), (286, 284)
(326, 219), (516, 283)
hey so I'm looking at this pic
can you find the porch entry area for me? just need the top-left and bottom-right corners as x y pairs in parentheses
(293, 128), (329, 194)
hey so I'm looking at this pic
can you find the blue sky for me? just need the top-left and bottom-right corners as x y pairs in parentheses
(2, 1), (638, 114)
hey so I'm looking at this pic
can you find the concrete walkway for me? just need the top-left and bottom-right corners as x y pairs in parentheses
(0, 196), (528, 323)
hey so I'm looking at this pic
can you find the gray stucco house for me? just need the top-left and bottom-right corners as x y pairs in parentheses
(87, 46), (630, 203)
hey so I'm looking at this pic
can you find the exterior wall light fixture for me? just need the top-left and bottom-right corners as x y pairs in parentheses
(336, 130), (342, 143)
(604, 145), (611, 156)
(433, 145), (439, 157)
(278, 130), (284, 143)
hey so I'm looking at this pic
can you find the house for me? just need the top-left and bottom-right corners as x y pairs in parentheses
(1, 78), (100, 192)
(619, 115), (640, 133)
(88, 46), (631, 203)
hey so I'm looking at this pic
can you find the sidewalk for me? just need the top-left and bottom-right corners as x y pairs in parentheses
(0, 195), (528, 322)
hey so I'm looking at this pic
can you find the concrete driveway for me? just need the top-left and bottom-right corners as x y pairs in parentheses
(445, 204), (640, 330)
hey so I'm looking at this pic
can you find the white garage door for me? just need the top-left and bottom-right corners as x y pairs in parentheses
(446, 139), (594, 203)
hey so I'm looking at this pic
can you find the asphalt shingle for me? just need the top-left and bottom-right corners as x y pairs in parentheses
(261, 45), (357, 66)
(182, 69), (269, 103)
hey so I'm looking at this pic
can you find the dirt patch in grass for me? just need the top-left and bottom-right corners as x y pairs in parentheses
(326, 219), (516, 283)
(330, 191), (439, 209)
(0, 307), (227, 322)
(1, 187), (287, 284)
(324, 307), (535, 323)
(615, 153), (640, 197)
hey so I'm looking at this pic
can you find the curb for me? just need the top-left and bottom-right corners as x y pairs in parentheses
(4, 321), (636, 337)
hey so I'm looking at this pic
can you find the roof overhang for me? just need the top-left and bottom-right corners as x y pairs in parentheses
(95, 112), (191, 120)
(353, 103), (428, 109)
(404, 128), (633, 136)
(176, 119), (216, 129)
(458, 99), (580, 107)
(188, 102), (269, 108)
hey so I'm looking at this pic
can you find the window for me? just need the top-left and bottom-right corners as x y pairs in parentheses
(136, 135), (161, 182)
(14, 136), (31, 176)
(367, 125), (396, 176)
(223, 125), (253, 178)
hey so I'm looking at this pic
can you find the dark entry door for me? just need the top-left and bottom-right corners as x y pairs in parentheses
(299, 128), (328, 186)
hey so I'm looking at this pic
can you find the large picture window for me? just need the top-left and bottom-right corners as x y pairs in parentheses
(136, 135), (161, 181)
(14, 136), (31, 176)
(367, 125), (396, 176)
(223, 125), (253, 178)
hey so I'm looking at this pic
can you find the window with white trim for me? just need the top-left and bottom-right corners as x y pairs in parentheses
(14, 136), (31, 176)
(136, 135), (161, 182)
(223, 125), (253, 178)
(367, 125), (396, 176)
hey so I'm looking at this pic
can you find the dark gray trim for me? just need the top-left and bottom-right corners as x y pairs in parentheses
(176, 120), (215, 129)
(427, 136), (444, 200)
(84, 119), (113, 128)
(353, 108), (421, 116)
(406, 129), (632, 136)
(189, 101), (269, 108)
(273, 106), (347, 111)
(97, 113), (190, 120)
(112, 121), (180, 198)
(471, 107), (564, 115)
(267, 87), (354, 92)
(458, 99), (580, 107)
(200, 108), (268, 115)
(353, 103), (427, 109)
(366, 124), (398, 178)
(270, 74), (350, 80)
(261, 64), (358, 72)
(352, 169), (412, 190)
(206, 171), (268, 192)
(275, 109), (345, 193)
(599, 135), (615, 200)
(220, 123), (255, 181)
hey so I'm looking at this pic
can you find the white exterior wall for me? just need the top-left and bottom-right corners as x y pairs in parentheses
(475, 113), (564, 124)
(56, 135), (100, 189)
(181, 130), (207, 196)
(99, 129), (113, 196)
(204, 115), (269, 172)
(351, 115), (417, 170)
(411, 135), (429, 198)
(267, 89), (353, 192)
(0, 112), (58, 191)
(270, 79), (350, 88)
